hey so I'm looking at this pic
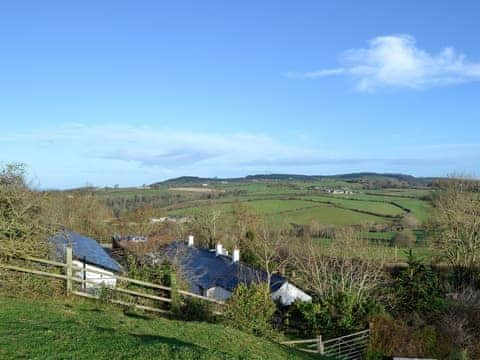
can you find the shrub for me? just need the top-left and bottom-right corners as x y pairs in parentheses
(390, 251), (445, 315)
(391, 229), (416, 248)
(0, 163), (51, 260)
(369, 314), (451, 359)
(285, 294), (381, 339)
(286, 301), (328, 337)
(223, 283), (276, 337)
(173, 296), (214, 322)
(401, 214), (420, 229)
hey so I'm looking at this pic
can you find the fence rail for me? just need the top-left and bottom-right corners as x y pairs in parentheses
(281, 329), (370, 359)
(0, 247), (225, 314)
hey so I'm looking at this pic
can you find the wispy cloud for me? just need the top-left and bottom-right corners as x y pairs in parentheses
(1, 123), (314, 168)
(2, 123), (442, 169)
(287, 34), (480, 91)
(2, 123), (462, 187)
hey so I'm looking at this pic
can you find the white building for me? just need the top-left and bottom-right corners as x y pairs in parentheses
(165, 236), (311, 306)
(51, 231), (122, 289)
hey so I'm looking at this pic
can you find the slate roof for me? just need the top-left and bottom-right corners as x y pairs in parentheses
(50, 231), (122, 273)
(166, 242), (286, 293)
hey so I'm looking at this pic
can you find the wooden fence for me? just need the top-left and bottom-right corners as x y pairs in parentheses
(281, 328), (370, 359)
(0, 247), (225, 315)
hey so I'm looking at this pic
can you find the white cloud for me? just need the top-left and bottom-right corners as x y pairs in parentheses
(2, 123), (457, 188)
(288, 34), (480, 91)
(2, 123), (440, 170)
(1, 123), (315, 168)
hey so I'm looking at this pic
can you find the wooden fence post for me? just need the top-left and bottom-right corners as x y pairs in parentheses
(317, 335), (324, 354)
(170, 271), (180, 312)
(66, 246), (72, 295)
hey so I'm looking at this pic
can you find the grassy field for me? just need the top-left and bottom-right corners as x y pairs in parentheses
(165, 192), (431, 225)
(92, 177), (433, 226)
(274, 204), (386, 226)
(0, 295), (316, 360)
(167, 198), (391, 226)
(305, 195), (405, 216)
(90, 178), (435, 261)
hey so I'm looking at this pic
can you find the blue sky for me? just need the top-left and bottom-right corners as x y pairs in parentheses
(1, 1), (479, 189)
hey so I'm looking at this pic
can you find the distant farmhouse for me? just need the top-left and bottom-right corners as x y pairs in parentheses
(112, 234), (148, 249)
(150, 216), (189, 224)
(164, 236), (311, 306)
(51, 231), (122, 289)
(321, 188), (354, 195)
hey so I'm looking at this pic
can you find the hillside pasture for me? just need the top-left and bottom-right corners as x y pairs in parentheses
(305, 195), (405, 217)
(167, 198), (391, 226)
(0, 296), (315, 360)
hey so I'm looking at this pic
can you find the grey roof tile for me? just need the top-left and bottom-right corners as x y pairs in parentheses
(166, 242), (285, 293)
(50, 231), (122, 273)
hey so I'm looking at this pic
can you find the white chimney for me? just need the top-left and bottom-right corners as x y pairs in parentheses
(216, 243), (223, 256)
(233, 248), (240, 263)
(187, 235), (194, 247)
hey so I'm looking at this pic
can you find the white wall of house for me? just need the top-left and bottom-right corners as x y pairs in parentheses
(73, 260), (117, 289)
(204, 282), (311, 305)
(271, 282), (312, 306)
(205, 286), (232, 301)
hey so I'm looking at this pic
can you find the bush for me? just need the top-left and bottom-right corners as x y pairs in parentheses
(391, 229), (416, 248)
(172, 296), (215, 322)
(285, 301), (327, 337)
(401, 214), (420, 229)
(285, 293), (381, 339)
(369, 314), (451, 359)
(0, 163), (51, 261)
(389, 251), (445, 315)
(223, 283), (276, 337)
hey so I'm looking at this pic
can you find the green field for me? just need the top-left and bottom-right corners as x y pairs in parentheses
(165, 192), (431, 226)
(389, 198), (432, 222)
(274, 203), (386, 226)
(89, 177), (435, 260)
(94, 181), (433, 229)
(167, 198), (391, 226)
(93, 177), (433, 227)
(0, 295), (315, 360)
(306, 195), (405, 216)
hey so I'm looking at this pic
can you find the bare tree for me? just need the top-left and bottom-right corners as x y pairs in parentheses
(44, 190), (113, 243)
(116, 205), (163, 237)
(191, 205), (223, 248)
(431, 178), (480, 271)
(0, 163), (52, 260)
(242, 220), (290, 289)
(290, 227), (385, 306)
(230, 201), (260, 246)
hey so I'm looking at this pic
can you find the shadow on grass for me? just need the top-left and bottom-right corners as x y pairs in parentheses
(131, 333), (207, 351)
(79, 307), (102, 312)
(123, 311), (152, 321)
(91, 326), (207, 353)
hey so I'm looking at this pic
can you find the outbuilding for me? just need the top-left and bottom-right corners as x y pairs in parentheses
(51, 231), (122, 289)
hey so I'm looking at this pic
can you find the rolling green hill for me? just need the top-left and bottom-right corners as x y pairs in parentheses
(0, 295), (316, 360)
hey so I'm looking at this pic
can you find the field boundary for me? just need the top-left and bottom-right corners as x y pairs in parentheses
(165, 195), (405, 220)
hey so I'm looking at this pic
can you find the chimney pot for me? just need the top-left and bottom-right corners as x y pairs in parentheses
(216, 243), (223, 256)
(233, 248), (240, 263)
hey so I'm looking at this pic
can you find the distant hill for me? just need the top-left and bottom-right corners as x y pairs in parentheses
(151, 173), (437, 188)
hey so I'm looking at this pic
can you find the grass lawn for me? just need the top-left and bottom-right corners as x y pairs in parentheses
(0, 295), (317, 360)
